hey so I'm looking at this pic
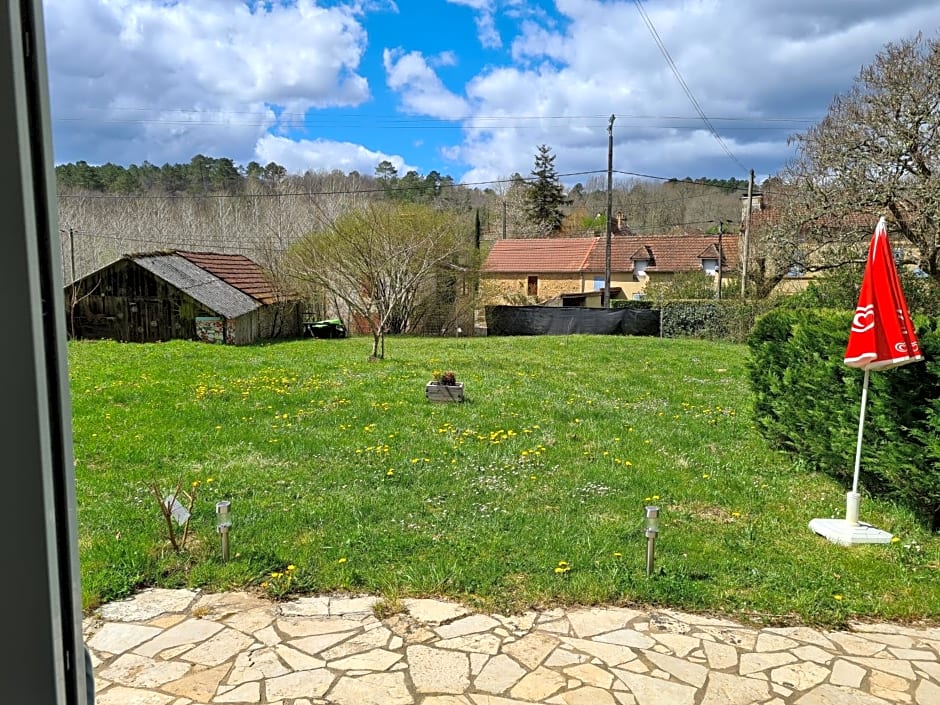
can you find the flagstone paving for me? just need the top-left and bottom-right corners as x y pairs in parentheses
(84, 588), (940, 704)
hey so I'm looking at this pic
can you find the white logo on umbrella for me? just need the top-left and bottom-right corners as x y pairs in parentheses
(852, 305), (875, 333)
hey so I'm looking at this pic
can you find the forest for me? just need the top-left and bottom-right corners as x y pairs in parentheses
(55, 154), (748, 286)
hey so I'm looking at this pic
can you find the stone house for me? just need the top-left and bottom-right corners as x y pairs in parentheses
(480, 232), (739, 305)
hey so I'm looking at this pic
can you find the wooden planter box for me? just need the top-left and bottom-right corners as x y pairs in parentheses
(425, 381), (464, 402)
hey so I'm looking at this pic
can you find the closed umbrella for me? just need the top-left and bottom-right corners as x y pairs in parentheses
(810, 217), (922, 545)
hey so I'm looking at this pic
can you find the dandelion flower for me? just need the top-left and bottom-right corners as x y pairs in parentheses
(833, 594), (843, 601)
(891, 536), (900, 543)
(613, 552), (622, 558)
(287, 565), (296, 571)
(338, 557), (348, 564)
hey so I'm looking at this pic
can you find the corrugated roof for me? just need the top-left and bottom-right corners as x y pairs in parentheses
(484, 235), (739, 274)
(176, 251), (282, 304)
(132, 254), (262, 319)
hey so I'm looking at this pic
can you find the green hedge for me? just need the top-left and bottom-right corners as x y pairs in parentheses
(747, 308), (940, 528)
(611, 299), (653, 310)
(660, 299), (771, 343)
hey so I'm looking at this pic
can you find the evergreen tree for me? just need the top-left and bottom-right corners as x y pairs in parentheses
(524, 144), (567, 235)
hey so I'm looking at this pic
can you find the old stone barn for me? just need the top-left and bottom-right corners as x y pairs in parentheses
(65, 251), (301, 344)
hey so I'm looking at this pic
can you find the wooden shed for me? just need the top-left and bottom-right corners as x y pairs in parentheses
(65, 251), (301, 344)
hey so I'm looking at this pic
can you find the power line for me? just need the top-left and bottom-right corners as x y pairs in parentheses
(633, 0), (748, 174)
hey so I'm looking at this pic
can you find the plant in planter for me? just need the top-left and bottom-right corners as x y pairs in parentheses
(426, 370), (464, 402)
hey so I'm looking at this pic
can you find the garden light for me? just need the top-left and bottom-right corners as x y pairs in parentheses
(216, 500), (232, 561)
(645, 505), (659, 576)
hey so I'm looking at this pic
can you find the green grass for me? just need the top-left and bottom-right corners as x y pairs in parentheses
(69, 335), (940, 626)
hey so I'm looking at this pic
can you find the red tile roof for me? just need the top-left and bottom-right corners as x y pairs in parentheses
(176, 251), (283, 304)
(481, 239), (597, 273)
(483, 235), (738, 274)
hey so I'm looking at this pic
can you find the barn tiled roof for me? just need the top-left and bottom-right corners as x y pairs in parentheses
(132, 254), (262, 320)
(176, 251), (282, 305)
(484, 235), (739, 274)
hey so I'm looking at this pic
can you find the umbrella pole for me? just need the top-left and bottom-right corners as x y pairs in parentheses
(847, 368), (870, 525)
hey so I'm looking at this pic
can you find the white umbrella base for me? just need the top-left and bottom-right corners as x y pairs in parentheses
(809, 518), (893, 546)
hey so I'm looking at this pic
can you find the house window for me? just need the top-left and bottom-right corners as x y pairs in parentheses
(593, 276), (604, 291)
(702, 258), (719, 276)
(527, 275), (538, 296)
(634, 260), (649, 278)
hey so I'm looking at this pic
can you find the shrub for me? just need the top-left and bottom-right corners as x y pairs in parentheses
(747, 308), (940, 527)
(660, 299), (770, 343)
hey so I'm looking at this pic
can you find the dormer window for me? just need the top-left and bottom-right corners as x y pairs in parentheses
(634, 259), (649, 278)
(702, 258), (719, 276)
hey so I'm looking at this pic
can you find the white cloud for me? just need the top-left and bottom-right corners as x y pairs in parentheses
(383, 48), (470, 119)
(44, 0), (370, 164)
(451, 0), (940, 184)
(256, 135), (417, 176)
(445, 0), (494, 11)
(43, 0), (940, 185)
(474, 12), (502, 50)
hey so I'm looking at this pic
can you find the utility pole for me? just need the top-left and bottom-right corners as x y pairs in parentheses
(604, 114), (615, 309)
(716, 220), (723, 300)
(69, 227), (76, 284)
(741, 169), (754, 299)
(502, 200), (507, 239)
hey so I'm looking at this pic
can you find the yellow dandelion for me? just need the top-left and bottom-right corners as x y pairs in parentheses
(891, 536), (900, 543)
(287, 564), (296, 571)
(613, 552), (622, 558)
(338, 557), (347, 564)
(833, 594), (843, 601)
(386, 469), (395, 476)
(702, 473), (710, 479)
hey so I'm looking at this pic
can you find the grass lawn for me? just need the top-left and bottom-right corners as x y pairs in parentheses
(69, 334), (940, 626)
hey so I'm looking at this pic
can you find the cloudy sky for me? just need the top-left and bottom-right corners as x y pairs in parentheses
(42, 0), (940, 187)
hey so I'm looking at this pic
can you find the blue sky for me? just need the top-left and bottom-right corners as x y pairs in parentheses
(42, 0), (940, 188)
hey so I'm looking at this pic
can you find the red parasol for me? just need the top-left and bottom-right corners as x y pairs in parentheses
(844, 217), (922, 370)
(842, 217), (922, 528)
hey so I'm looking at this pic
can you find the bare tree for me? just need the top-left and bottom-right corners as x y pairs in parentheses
(784, 33), (940, 278)
(284, 203), (465, 359)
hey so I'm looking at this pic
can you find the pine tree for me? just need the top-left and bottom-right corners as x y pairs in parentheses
(524, 145), (568, 235)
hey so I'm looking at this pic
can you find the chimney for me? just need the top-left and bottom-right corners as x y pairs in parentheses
(616, 210), (624, 232)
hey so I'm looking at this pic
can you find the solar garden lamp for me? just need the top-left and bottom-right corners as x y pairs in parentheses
(216, 500), (232, 561)
(645, 505), (660, 576)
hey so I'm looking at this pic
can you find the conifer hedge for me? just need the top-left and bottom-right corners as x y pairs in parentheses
(747, 308), (940, 528)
